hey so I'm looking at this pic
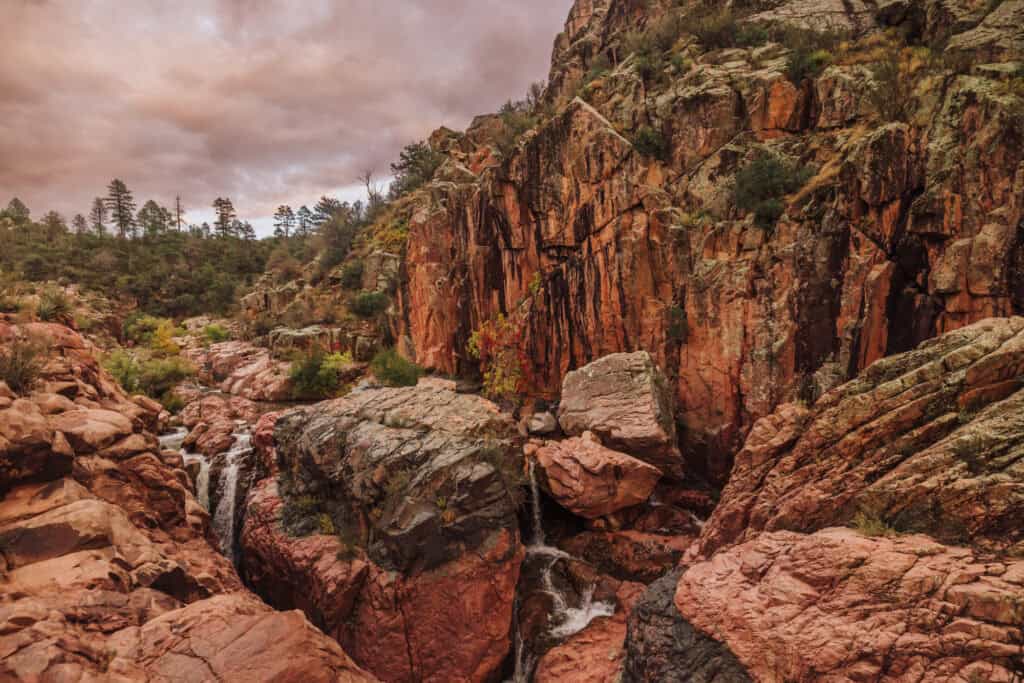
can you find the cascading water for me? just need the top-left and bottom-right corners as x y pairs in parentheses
(211, 427), (252, 566)
(510, 462), (615, 682)
(159, 423), (250, 563)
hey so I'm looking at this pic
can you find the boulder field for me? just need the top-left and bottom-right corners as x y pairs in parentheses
(0, 321), (376, 681)
(623, 317), (1024, 682)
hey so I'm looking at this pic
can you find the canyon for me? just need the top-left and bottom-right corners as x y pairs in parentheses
(4, 0), (1024, 681)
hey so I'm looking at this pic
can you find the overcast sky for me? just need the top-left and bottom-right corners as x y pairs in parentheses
(1, 0), (573, 234)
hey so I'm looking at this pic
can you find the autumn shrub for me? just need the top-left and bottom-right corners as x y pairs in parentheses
(370, 348), (422, 387)
(468, 314), (532, 401)
(0, 337), (47, 394)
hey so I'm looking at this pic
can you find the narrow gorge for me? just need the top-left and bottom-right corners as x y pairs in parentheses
(3, 0), (1024, 681)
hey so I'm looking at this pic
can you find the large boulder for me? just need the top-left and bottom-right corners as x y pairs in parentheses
(670, 529), (1024, 682)
(557, 352), (680, 472)
(184, 341), (292, 401)
(242, 479), (522, 683)
(241, 379), (527, 682)
(525, 432), (662, 518)
(623, 319), (1024, 682)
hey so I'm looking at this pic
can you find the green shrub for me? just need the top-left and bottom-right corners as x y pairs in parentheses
(138, 356), (194, 398)
(340, 261), (364, 290)
(289, 349), (346, 400)
(161, 393), (185, 413)
(104, 350), (142, 393)
(350, 291), (390, 318)
(123, 314), (165, 345)
(495, 108), (539, 159)
(0, 338), (47, 394)
(370, 349), (422, 387)
(203, 324), (231, 344)
(582, 52), (612, 85)
(786, 47), (833, 83)
(867, 54), (910, 122)
(736, 22), (771, 47)
(633, 126), (670, 162)
(103, 350), (194, 399)
(36, 288), (73, 324)
(851, 510), (897, 538)
(690, 7), (740, 49)
(733, 152), (813, 228)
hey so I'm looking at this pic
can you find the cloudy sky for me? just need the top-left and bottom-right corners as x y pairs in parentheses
(1, 0), (573, 234)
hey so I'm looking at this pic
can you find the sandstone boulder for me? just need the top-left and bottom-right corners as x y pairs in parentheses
(241, 479), (521, 683)
(667, 529), (1024, 682)
(526, 433), (662, 518)
(558, 352), (680, 471)
(48, 408), (135, 453)
(272, 381), (523, 572)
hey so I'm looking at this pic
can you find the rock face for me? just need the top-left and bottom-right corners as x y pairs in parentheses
(526, 432), (662, 518)
(624, 320), (1024, 681)
(384, 0), (1024, 485)
(0, 322), (374, 682)
(697, 316), (1024, 557)
(240, 380), (526, 682)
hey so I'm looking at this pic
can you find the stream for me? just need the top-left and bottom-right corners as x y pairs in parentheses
(159, 423), (252, 565)
(509, 463), (616, 682)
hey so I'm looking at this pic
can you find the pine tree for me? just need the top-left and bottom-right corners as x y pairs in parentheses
(41, 211), (67, 238)
(174, 195), (184, 231)
(72, 214), (88, 234)
(212, 198), (237, 238)
(236, 220), (256, 240)
(273, 205), (295, 238)
(89, 197), (107, 235)
(105, 179), (137, 239)
(137, 200), (171, 236)
(296, 205), (313, 237)
(312, 196), (343, 225)
(5, 198), (30, 224)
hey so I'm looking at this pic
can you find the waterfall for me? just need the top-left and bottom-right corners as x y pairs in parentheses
(211, 429), (252, 566)
(192, 456), (211, 509)
(509, 463), (616, 681)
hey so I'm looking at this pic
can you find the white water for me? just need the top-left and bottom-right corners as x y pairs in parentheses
(510, 464), (616, 681)
(158, 427), (188, 452)
(211, 427), (251, 566)
(159, 424), (250, 563)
